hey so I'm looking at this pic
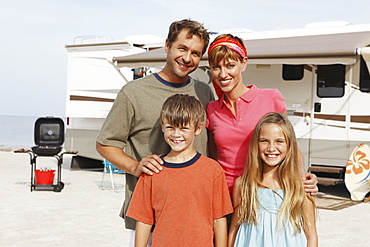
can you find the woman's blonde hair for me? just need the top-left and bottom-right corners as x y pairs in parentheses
(237, 112), (313, 233)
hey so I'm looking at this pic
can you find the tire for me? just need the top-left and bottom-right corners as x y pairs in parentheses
(53, 183), (63, 192)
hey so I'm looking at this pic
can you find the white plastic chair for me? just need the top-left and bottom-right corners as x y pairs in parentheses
(100, 159), (124, 192)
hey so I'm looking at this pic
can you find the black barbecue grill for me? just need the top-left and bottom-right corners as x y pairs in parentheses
(15, 116), (77, 192)
(32, 117), (64, 156)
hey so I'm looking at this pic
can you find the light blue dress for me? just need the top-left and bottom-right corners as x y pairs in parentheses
(234, 187), (307, 247)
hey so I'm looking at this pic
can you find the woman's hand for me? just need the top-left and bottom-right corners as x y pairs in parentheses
(303, 172), (318, 196)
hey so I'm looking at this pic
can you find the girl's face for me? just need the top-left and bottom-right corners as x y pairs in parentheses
(210, 58), (247, 94)
(258, 124), (287, 168)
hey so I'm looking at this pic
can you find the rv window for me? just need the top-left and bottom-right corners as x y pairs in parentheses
(360, 57), (370, 92)
(282, 64), (304, 80)
(317, 64), (345, 98)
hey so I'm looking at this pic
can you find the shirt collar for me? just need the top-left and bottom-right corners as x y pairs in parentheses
(160, 152), (201, 168)
(154, 73), (191, 88)
(240, 84), (259, 102)
(218, 84), (260, 108)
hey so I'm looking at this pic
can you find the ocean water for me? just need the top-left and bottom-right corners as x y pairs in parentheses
(0, 115), (40, 148)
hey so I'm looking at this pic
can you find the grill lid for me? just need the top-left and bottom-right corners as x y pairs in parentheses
(34, 117), (65, 148)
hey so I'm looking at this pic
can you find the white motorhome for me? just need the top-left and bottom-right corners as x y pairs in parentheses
(65, 22), (370, 187)
(64, 35), (164, 168)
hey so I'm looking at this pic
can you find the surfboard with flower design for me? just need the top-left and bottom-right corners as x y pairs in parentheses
(345, 143), (370, 201)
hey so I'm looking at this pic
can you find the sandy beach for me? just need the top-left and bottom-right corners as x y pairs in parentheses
(1, 149), (130, 246)
(1, 149), (369, 246)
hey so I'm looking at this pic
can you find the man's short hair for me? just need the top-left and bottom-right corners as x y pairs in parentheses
(160, 94), (206, 130)
(167, 18), (210, 55)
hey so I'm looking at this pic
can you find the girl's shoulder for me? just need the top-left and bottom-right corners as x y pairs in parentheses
(233, 176), (243, 193)
(234, 176), (243, 186)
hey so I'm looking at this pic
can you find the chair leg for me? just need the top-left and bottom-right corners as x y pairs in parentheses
(109, 166), (116, 192)
(101, 163), (118, 192)
(101, 160), (124, 192)
(100, 165), (107, 190)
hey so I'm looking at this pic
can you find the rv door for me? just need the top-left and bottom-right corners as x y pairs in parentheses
(309, 64), (350, 167)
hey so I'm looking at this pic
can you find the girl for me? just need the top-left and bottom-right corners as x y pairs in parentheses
(228, 112), (318, 247)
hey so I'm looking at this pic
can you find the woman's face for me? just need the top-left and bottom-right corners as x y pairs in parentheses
(210, 57), (247, 94)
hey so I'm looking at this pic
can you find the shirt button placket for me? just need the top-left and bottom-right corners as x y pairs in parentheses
(237, 98), (242, 121)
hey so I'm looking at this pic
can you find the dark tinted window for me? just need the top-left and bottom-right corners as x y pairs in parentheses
(283, 64), (304, 80)
(317, 64), (345, 98)
(360, 57), (370, 92)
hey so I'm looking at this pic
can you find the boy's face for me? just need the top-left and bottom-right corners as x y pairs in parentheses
(161, 122), (202, 154)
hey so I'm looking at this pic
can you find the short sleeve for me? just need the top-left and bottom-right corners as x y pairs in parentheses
(126, 174), (154, 225)
(273, 89), (286, 113)
(212, 169), (233, 219)
(96, 89), (134, 149)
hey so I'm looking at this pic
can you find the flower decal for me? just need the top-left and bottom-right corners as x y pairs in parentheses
(346, 144), (370, 175)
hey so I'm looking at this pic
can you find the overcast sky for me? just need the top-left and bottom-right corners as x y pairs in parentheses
(1, 0), (369, 117)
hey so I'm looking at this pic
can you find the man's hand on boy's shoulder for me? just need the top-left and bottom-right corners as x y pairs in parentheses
(134, 154), (164, 177)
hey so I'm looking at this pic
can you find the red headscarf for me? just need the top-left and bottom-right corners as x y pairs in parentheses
(208, 36), (247, 58)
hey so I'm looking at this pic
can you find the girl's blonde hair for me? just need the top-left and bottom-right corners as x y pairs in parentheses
(237, 112), (313, 233)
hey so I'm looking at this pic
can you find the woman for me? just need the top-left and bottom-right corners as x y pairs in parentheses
(206, 34), (317, 195)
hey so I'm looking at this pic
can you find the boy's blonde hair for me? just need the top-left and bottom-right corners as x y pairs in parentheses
(160, 94), (205, 130)
(238, 112), (313, 233)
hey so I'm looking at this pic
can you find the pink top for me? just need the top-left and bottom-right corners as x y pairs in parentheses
(206, 85), (286, 192)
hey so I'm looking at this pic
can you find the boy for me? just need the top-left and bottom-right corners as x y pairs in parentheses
(126, 94), (233, 247)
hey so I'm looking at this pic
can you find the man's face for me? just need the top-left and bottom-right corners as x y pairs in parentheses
(164, 29), (205, 81)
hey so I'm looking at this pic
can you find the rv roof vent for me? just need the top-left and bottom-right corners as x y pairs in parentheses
(305, 21), (351, 29)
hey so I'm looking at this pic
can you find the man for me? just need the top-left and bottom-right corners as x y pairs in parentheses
(96, 18), (214, 242)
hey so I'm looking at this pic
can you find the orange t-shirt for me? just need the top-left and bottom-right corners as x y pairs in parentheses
(126, 153), (233, 246)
